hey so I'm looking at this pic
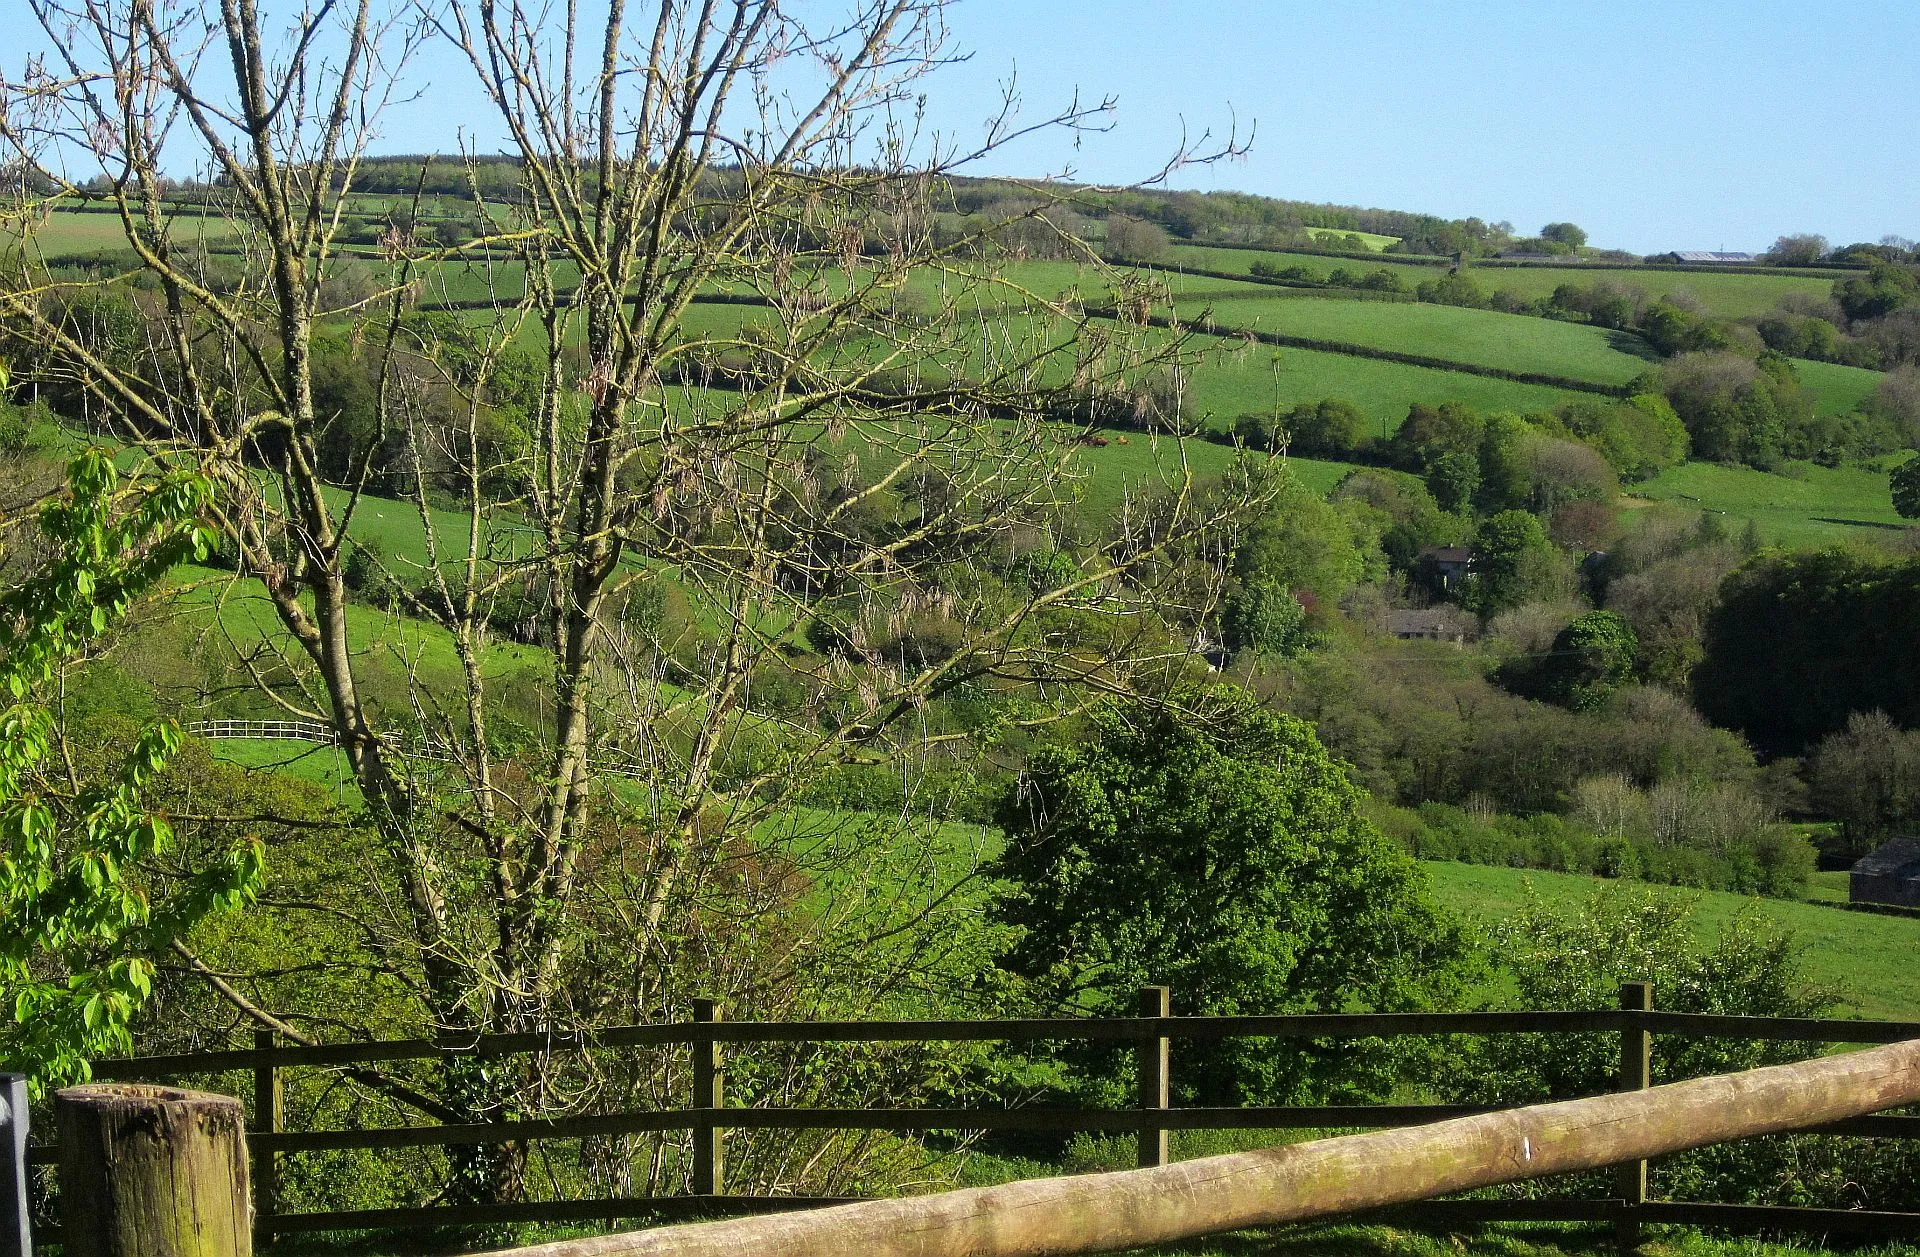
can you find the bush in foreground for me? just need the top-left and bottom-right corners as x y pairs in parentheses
(991, 684), (1469, 1107)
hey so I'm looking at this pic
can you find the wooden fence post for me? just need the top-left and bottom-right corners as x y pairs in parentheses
(1137, 986), (1171, 1169)
(57, 1083), (251, 1257)
(252, 1029), (282, 1243)
(692, 998), (725, 1195)
(1615, 981), (1653, 1252)
(1, 1074), (27, 1257)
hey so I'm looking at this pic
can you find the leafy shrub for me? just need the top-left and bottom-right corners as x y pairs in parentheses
(1451, 887), (1920, 1211)
(1415, 271), (1489, 309)
(1550, 395), (1689, 481)
(991, 685), (1469, 1107)
(1222, 579), (1309, 658)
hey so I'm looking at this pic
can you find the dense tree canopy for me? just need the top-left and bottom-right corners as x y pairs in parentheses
(1467, 509), (1565, 616)
(991, 685), (1467, 1105)
(1540, 222), (1588, 250)
(1892, 455), (1920, 519)
(1546, 611), (1640, 712)
(1694, 549), (1920, 753)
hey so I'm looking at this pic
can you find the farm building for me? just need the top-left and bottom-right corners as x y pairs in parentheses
(1850, 838), (1920, 908)
(1657, 251), (1757, 265)
(1388, 608), (1472, 643)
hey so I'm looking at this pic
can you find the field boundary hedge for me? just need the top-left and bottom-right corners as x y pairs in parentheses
(1175, 239), (1866, 278)
(1142, 263), (1416, 302)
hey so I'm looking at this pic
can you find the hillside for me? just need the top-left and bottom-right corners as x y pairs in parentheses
(1632, 460), (1905, 547)
(1425, 861), (1920, 1022)
(1175, 295), (1654, 385)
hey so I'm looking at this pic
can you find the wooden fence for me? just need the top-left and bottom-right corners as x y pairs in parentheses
(23, 987), (1920, 1245)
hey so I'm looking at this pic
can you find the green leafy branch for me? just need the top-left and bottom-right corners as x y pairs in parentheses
(0, 445), (264, 1088)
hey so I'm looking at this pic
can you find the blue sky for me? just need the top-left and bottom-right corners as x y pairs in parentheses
(903, 0), (1920, 254)
(20, 0), (1917, 253)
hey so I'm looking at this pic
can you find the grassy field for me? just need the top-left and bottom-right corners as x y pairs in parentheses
(1169, 244), (1438, 287)
(1305, 228), (1401, 251)
(1472, 266), (1850, 322)
(1794, 357), (1885, 416)
(1177, 296), (1654, 386)
(1070, 436), (1358, 516)
(1181, 329), (1589, 433)
(6, 207), (236, 255)
(417, 255), (1285, 308)
(1631, 459), (1905, 549)
(1423, 861), (1920, 1022)
(1165, 245), (1848, 322)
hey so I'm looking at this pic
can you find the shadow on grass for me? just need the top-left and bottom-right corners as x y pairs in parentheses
(1810, 517), (1908, 531)
(1603, 329), (1662, 363)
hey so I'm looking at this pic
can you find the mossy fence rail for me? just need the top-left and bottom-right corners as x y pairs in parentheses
(21, 985), (1920, 1245)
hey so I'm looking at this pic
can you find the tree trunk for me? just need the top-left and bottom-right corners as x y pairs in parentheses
(57, 1083), (251, 1257)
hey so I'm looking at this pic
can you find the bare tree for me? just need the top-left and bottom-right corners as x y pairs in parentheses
(2, 0), (1257, 1203)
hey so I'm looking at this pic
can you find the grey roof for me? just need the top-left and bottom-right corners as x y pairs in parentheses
(1670, 251), (1756, 264)
(1419, 546), (1474, 564)
(1389, 609), (1466, 635)
(1852, 838), (1920, 880)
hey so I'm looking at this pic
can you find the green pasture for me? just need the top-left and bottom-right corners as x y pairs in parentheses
(1066, 435), (1358, 517)
(1423, 860), (1920, 1022)
(1631, 459), (1905, 549)
(1177, 296), (1654, 386)
(1180, 330), (1587, 434)
(6, 208), (236, 256)
(1167, 244), (1437, 288)
(1477, 266), (1848, 322)
(461, 298), (1587, 443)
(159, 561), (552, 712)
(1165, 244), (1849, 322)
(1305, 228), (1401, 251)
(414, 255), (1281, 311)
(1793, 357), (1884, 416)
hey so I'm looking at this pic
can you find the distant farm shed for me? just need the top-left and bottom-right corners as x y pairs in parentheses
(1388, 608), (1472, 644)
(1850, 838), (1920, 908)
(1660, 251), (1757, 264)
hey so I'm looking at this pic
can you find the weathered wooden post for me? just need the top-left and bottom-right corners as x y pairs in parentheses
(692, 998), (725, 1195)
(1615, 981), (1653, 1252)
(252, 1029), (282, 1244)
(57, 1083), (251, 1257)
(1136, 986), (1171, 1169)
(1, 1074), (28, 1257)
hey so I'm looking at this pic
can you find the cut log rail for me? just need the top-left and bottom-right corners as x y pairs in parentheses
(19, 997), (1920, 1245)
(477, 1038), (1920, 1257)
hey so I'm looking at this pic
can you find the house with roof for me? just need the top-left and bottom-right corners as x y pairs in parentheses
(1850, 838), (1920, 908)
(1416, 545), (1474, 591)
(1388, 608), (1472, 644)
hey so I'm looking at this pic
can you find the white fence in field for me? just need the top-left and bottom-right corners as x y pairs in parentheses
(186, 720), (644, 778)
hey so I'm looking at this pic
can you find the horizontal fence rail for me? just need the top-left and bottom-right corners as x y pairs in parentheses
(23, 997), (1920, 1245)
